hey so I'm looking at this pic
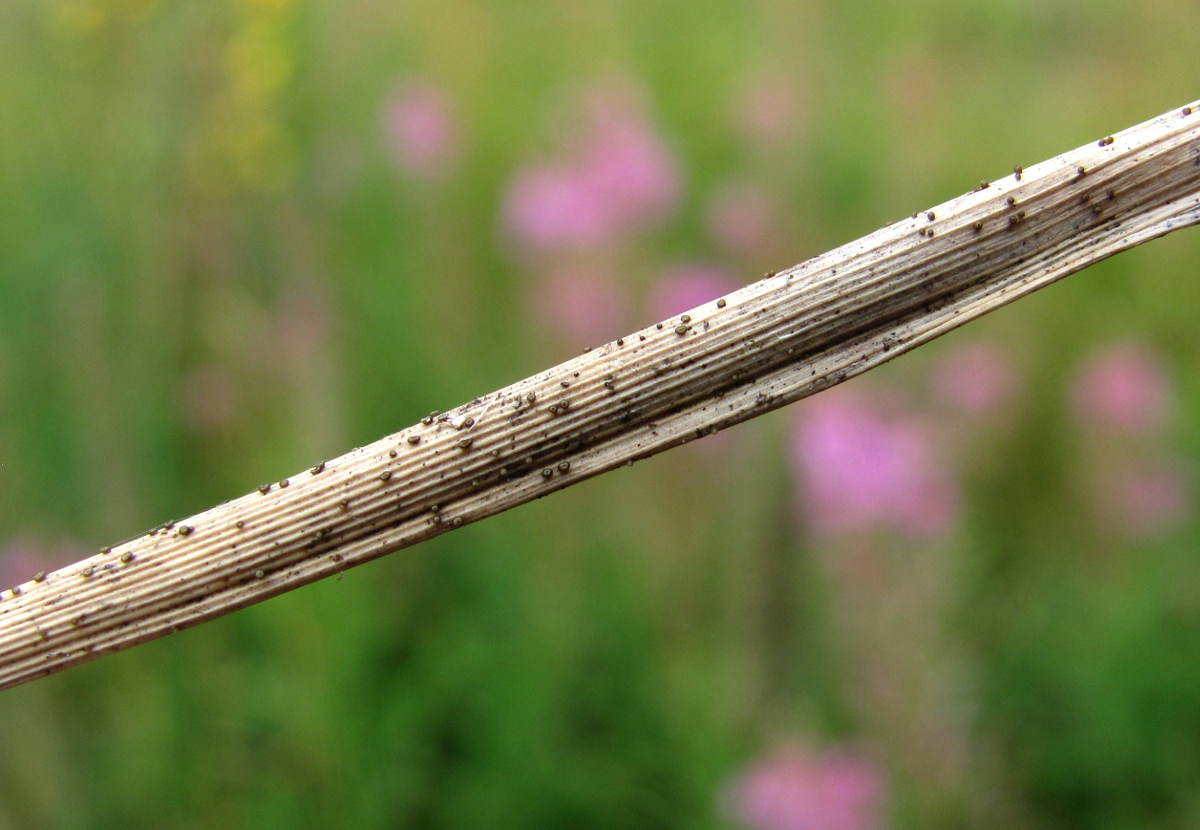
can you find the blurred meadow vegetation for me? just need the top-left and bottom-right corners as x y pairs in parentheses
(2, 0), (1200, 828)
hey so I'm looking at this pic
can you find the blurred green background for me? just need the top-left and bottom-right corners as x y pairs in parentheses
(2, 0), (1200, 827)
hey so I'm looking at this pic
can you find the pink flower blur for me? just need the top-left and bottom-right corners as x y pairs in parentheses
(0, 538), (81, 589)
(1103, 462), (1191, 538)
(930, 341), (1020, 417)
(734, 71), (806, 149)
(707, 181), (776, 253)
(649, 264), (740, 321)
(790, 389), (957, 538)
(532, 268), (627, 347)
(1070, 343), (1171, 435)
(728, 745), (886, 830)
(383, 81), (459, 179)
(503, 90), (679, 251)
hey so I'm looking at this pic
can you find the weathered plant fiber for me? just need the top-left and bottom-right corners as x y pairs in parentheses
(1, 101), (1198, 690)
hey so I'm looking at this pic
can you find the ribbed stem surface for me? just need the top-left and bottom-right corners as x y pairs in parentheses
(2, 101), (1198, 689)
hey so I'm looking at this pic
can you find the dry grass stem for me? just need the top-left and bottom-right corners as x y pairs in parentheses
(2, 101), (1198, 690)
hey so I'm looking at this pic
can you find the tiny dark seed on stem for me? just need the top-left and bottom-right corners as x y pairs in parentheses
(452, 517), (463, 527)
(311, 462), (326, 474)
(255, 570), (265, 579)
(541, 468), (553, 478)
(120, 552), (133, 563)
(926, 211), (935, 221)
(716, 298), (726, 308)
(389, 449), (397, 458)
(973, 221), (984, 232)
(379, 471), (392, 481)
(457, 437), (473, 449)
(177, 525), (194, 537)
(235, 520), (245, 529)
(279, 479), (289, 488)
(1013, 166), (1023, 180)
(675, 324), (689, 335)
(680, 314), (691, 324)
(1006, 195), (1017, 206)
(33, 571), (46, 582)
(557, 460), (570, 472)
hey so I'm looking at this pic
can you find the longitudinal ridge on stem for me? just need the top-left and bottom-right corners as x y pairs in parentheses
(0, 100), (1197, 690)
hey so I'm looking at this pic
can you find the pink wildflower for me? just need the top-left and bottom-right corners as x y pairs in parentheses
(1070, 342), (1171, 435)
(503, 88), (679, 251)
(706, 181), (776, 254)
(0, 538), (75, 589)
(531, 267), (628, 346)
(790, 388), (957, 538)
(733, 70), (807, 149)
(1101, 461), (1192, 538)
(727, 744), (887, 830)
(383, 81), (459, 179)
(930, 341), (1020, 417)
(649, 264), (740, 321)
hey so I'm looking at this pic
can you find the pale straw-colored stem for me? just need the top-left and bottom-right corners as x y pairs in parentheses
(2, 101), (1198, 690)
